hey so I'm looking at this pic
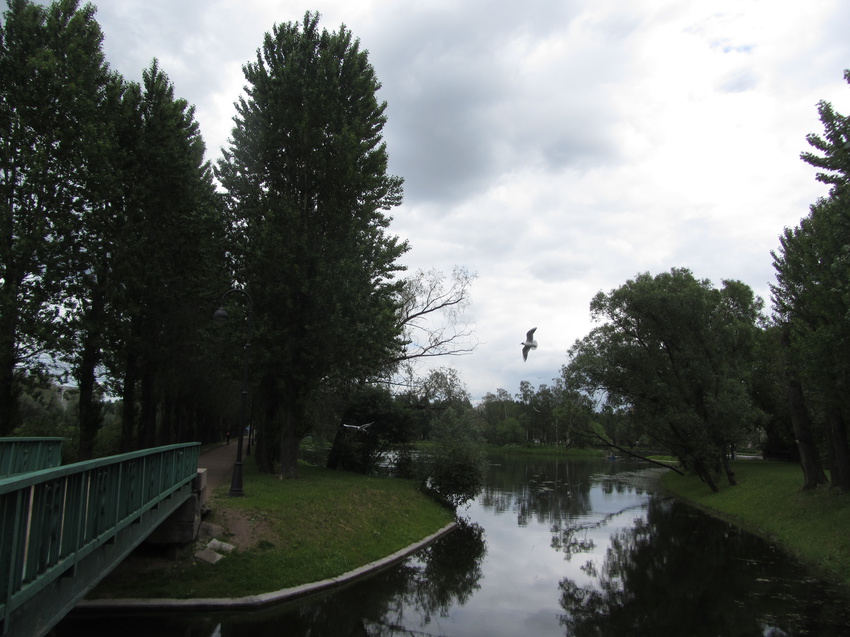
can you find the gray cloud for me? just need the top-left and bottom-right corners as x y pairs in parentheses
(44, 0), (850, 401)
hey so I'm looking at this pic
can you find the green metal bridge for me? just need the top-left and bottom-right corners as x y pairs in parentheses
(0, 438), (201, 637)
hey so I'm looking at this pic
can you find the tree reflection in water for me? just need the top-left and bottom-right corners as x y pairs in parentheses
(375, 518), (487, 629)
(215, 518), (487, 637)
(557, 497), (850, 637)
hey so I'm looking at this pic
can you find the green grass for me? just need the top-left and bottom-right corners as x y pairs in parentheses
(662, 460), (850, 588)
(90, 461), (454, 599)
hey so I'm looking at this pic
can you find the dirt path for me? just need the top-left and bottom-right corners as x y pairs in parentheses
(196, 441), (273, 550)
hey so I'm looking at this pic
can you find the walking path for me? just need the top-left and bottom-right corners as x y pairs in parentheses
(198, 441), (238, 491)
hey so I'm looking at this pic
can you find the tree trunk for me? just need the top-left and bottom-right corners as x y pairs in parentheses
(326, 424), (346, 469)
(788, 375), (827, 488)
(0, 309), (19, 435)
(0, 350), (18, 436)
(781, 325), (827, 489)
(139, 366), (156, 449)
(76, 336), (101, 460)
(76, 288), (105, 461)
(693, 459), (719, 493)
(120, 354), (137, 452)
(278, 400), (301, 479)
(722, 456), (737, 487)
(825, 405), (850, 492)
(161, 392), (173, 444)
(279, 434), (301, 479)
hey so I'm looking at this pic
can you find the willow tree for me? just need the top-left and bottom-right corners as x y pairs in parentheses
(566, 269), (764, 491)
(217, 12), (407, 477)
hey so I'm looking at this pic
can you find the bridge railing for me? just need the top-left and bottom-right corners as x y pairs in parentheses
(0, 438), (64, 477)
(0, 443), (200, 635)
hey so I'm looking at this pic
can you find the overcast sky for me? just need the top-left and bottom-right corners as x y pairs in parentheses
(87, 0), (850, 402)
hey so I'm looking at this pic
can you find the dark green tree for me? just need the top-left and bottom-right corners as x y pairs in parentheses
(772, 203), (850, 489)
(58, 71), (131, 460)
(325, 382), (414, 473)
(421, 405), (487, 509)
(95, 60), (225, 452)
(771, 70), (850, 491)
(217, 12), (408, 477)
(550, 377), (595, 447)
(566, 268), (764, 491)
(0, 0), (111, 434)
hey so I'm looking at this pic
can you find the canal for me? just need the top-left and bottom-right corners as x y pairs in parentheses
(59, 455), (850, 635)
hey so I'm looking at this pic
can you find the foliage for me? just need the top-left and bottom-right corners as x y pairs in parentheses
(326, 383), (415, 473)
(102, 60), (225, 452)
(216, 11), (407, 478)
(478, 379), (595, 448)
(565, 268), (764, 491)
(0, 0), (111, 433)
(771, 68), (850, 491)
(0, 1), (228, 452)
(420, 407), (487, 509)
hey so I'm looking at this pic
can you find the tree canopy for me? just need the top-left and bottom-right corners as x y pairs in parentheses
(216, 11), (409, 478)
(565, 268), (763, 491)
(1, 0), (227, 452)
(771, 69), (850, 491)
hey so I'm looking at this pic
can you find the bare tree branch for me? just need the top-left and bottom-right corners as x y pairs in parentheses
(390, 266), (479, 363)
(578, 427), (686, 475)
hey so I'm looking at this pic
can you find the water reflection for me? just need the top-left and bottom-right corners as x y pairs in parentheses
(58, 456), (850, 636)
(59, 520), (486, 637)
(558, 497), (850, 637)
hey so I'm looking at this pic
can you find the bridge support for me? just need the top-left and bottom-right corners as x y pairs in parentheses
(146, 468), (207, 545)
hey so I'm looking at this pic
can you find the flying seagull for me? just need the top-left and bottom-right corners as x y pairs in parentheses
(521, 327), (538, 361)
(343, 422), (374, 432)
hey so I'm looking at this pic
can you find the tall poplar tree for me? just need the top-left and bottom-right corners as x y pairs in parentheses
(0, 0), (111, 434)
(105, 61), (225, 451)
(771, 69), (850, 490)
(217, 12), (408, 477)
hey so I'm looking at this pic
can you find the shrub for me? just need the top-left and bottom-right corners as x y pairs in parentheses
(420, 407), (487, 509)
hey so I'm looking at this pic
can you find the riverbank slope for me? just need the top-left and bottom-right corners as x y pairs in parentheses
(662, 459), (850, 589)
(89, 446), (454, 600)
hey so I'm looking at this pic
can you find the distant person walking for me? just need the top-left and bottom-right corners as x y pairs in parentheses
(226, 431), (231, 446)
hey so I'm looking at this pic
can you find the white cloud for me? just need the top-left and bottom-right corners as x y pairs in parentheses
(84, 0), (850, 400)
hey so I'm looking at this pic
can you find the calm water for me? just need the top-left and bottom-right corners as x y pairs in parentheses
(59, 456), (850, 636)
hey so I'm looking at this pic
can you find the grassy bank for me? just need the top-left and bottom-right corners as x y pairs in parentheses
(662, 460), (850, 587)
(91, 461), (454, 599)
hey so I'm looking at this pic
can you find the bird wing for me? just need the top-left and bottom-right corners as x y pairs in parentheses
(526, 327), (537, 341)
(522, 346), (530, 361)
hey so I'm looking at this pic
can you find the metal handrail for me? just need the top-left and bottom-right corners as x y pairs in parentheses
(0, 443), (200, 634)
(0, 438), (64, 477)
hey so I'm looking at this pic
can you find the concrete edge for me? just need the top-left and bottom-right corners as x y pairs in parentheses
(76, 521), (458, 612)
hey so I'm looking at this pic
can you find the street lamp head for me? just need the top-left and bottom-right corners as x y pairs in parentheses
(213, 307), (229, 323)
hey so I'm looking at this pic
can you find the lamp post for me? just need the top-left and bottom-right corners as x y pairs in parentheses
(214, 288), (253, 497)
